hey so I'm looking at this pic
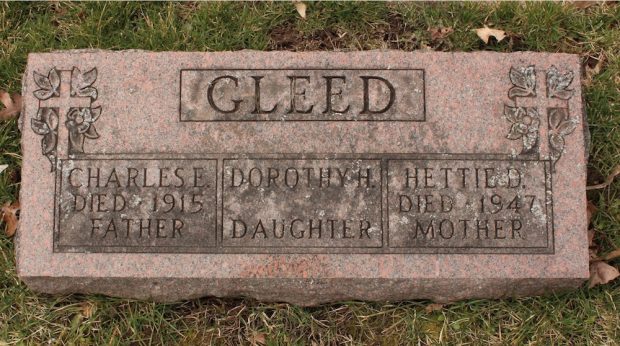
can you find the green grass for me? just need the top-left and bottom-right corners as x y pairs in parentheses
(1, 1), (620, 344)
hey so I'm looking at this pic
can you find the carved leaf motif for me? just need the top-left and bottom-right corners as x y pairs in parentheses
(549, 133), (565, 151)
(508, 86), (532, 98)
(33, 71), (52, 90)
(549, 107), (566, 129)
(44, 108), (58, 130)
(507, 123), (525, 139)
(504, 104), (540, 155)
(547, 66), (574, 99)
(33, 89), (54, 100)
(49, 68), (60, 91)
(557, 120), (577, 136)
(504, 105), (521, 123)
(548, 107), (577, 170)
(84, 125), (99, 139)
(527, 108), (540, 120)
(42, 131), (57, 155)
(80, 68), (97, 86)
(71, 67), (98, 100)
(508, 66), (536, 98)
(32, 68), (60, 100)
(66, 107), (101, 154)
(90, 106), (102, 122)
(30, 118), (50, 135)
(31, 108), (58, 171)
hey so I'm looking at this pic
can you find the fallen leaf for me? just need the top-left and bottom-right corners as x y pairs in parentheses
(80, 302), (96, 318)
(419, 42), (433, 51)
(425, 303), (445, 313)
(570, 1), (601, 9)
(590, 247), (599, 261)
(584, 53), (606, 86)
(589, 261), (620, 288)
(587, 164), (620, 190)
(248, 332), (266, 345)
(429, 26), (453, 41)
(603, 248), (620, 261)
(587, 200), (598, 225)
(1, 200), (20, 237)
(475, 26), (506, 44)
(0, 164), (7, 175)
(293, 1), (306, 19)
(0, 90), (22, 121)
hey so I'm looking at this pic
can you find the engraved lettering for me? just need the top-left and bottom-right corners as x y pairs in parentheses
(207, 75), (242, 114)
(287, 76), (313, 114)
(251, 76), (278, 114)
(360, 76), (395, 114)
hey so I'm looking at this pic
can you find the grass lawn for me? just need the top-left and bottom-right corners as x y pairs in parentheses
(1, 1), (620, 344)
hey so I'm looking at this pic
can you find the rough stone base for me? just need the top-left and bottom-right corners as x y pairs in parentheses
(20, 276), (583, 305)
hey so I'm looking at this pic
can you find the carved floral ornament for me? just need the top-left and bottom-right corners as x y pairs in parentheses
(503, 65), (578, 169)
(31, 67), (101, 171)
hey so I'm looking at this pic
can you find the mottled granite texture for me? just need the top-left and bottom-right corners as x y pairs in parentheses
(17, 51), (589, 305)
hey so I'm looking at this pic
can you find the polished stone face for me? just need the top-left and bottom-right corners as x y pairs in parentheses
(17, 51), (589, 305)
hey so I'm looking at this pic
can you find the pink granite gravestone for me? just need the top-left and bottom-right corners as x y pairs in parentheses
(17, 51), (589, 305)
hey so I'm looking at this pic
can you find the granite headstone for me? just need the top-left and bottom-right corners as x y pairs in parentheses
(17, 51), (589, 304)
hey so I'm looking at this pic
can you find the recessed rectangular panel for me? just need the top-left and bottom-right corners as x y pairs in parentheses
(221, 158), (383, 250)
(55, 158), (218, 252)
(387, 158), (553, 253)
(180, 69), (425, 121)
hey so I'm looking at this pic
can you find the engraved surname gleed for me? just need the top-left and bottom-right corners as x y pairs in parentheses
(56, 159), (217, 250)
(180, 69), (425, 121)
(388, 159), (551, 250)
(222, 159), (383, 248)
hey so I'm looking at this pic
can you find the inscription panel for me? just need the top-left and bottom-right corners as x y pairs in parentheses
(55, 158), (218, 252)
(388, 158), (553, 253)
(221, 158), (383, 249)
(53, 155), (554, 254)
(180, 69), (425, 121)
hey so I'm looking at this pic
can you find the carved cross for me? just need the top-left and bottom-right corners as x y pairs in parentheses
(504, 65), (576, 169)
(39, 71), (92, 116)
(32, 67), (100, 169)
(513, 69), (568, 112)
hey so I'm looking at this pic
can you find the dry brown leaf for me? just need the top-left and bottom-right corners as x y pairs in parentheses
(1, 200), (20, 237)
(248, 332), (266, 345)
(0, 90), (22, 121)
(571, 1), (595, 9)
(429, 26), (453, 41)
(588, 229), (595, 247)
(584, 54), (606, 86)
(587, 164), (620, 190)
(425, 303), (445, 313)
(80, 302), (96, 318)
(570, 1), (604, 9)
(419, 42), (433, 51)
(590, 248), (600, 261)
(603, 248), (620, 261)
(475, 26), (506, 44)
(293, 1), (306, 19)
(589, 261), (620, 288)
